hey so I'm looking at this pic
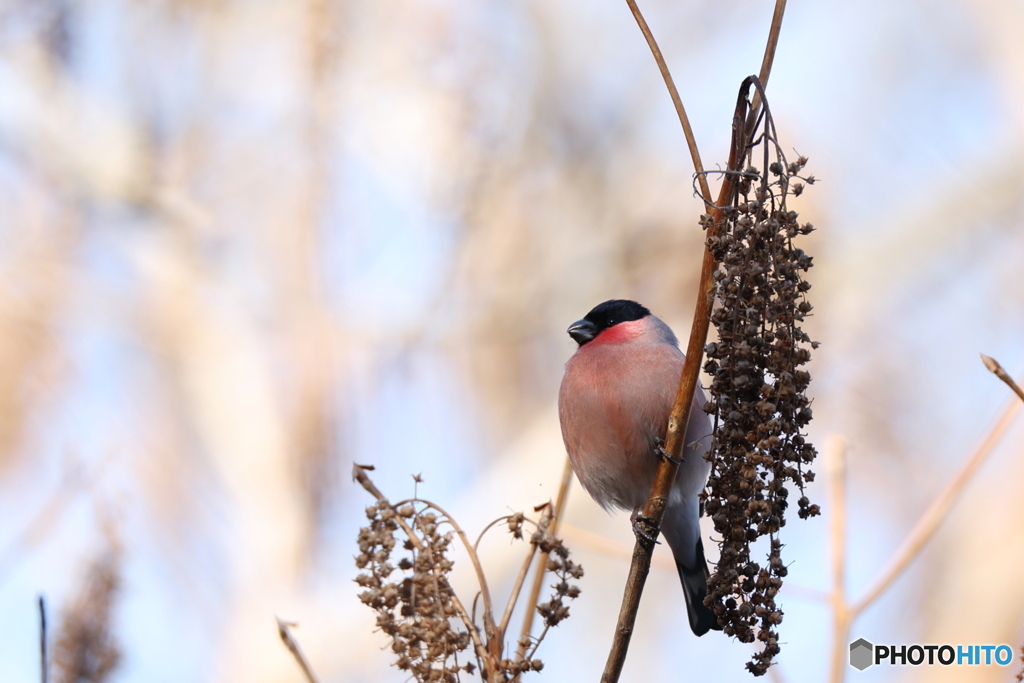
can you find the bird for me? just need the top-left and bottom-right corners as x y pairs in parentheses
(557, 299), (721, 636)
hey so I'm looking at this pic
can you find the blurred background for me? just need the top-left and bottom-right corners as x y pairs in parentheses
(0, 0), (1022, 681)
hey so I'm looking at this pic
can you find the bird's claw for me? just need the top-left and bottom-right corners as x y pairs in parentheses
(656, 440), (682, 466)
(630, 508), (660, 548)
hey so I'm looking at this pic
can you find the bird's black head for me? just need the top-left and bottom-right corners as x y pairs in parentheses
(567, 299), (651, 345)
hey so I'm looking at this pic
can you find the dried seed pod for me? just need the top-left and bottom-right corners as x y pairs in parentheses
(354, 468), (581, 682)
(702, 111), (820, 676)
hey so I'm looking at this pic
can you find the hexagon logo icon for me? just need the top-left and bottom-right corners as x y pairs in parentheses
(849, 638), (874, 671)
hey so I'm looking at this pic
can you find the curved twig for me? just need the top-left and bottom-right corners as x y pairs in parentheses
(624, 0), (711, 205)
(516, 458), (575, 660)
(497, 509), (555, 648)
(601, 77), (757, 683)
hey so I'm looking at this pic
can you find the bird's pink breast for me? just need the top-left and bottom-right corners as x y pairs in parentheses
(558, 337), (684, 510)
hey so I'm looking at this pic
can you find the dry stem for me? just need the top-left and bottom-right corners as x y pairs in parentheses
(602, 3), (790, 677)
(601, 77), (755, 682)
(498, 539), (541, 647)
(39, 595), (47, 683)
(623, 0), (710, 204)
(276, 617), (321, 683)
(826, 438), (851, 683)
(826, 358), (1024, 683)
(981, 354), (1024, 402)
(516, 457), (574, 659)
(850, 368), (1022, 615)
(747, 0), (787, 130)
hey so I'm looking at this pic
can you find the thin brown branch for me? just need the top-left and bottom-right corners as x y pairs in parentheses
(826, 437), (851, 683)
(352, 465), (424, 551)
(497, 506), (553, 646)
(276, 617), (321, 683)
(516, 457), (574, 659)
(850, 368), (1024, 615)
(434, 564), (495, 674)
(981, 354), (1024, 402)
(749, 0), (787, 120)
(623, 0), (711, 204)
(497, 543), (540, 648)
(601, 79), (755, 683)
(473, 516), (515, 552)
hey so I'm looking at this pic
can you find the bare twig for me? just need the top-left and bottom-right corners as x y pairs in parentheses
(623, 0), (711, 204)
(747, 0), (787, 129)
(497, 506), (553, 646)
(826, 437), (851, 683)
(0, 470), (84, 586)
(981, 354), (1024, 402)
(39, 595), (47, 683)
(276, 617), (321, 683)
(352, 465), (425, 551)
(498, 541), (540, 648)
(604, 4), (790, 678)
(850, 365), (1023, 615)
(516, 457), (574, 659)
(601, 78), (755, 683)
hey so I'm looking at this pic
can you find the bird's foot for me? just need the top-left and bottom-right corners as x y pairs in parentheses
(655, 439), (682, 466)
(630, 507), (660, 549)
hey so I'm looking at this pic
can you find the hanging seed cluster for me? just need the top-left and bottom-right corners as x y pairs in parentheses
(701, 147), (821, 676)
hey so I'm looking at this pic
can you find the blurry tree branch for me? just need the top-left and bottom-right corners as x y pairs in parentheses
(276, 617), (321, 683)
(0, 469), (84, 586)
(826, 357), (1024, 683)
(39, 595), (48, 683)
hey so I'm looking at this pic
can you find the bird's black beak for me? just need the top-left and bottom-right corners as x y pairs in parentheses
(567, 319), (598, 345)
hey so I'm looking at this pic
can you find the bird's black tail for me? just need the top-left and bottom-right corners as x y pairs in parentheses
(677, 537), (722, 637)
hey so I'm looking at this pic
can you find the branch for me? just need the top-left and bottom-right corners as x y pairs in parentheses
(497, 506), (553, 647)
(276, 617), (321, 683)
(981, 353), (1024, 402)
(849, 358), (1024, 615)
(623, 0), (711, 204)
(601, 78), (756, 683)
(747, 0), (787, 130)
(825, 437), (852, 683)
(39, 595), (47, 683)
(516, 457), (575, 659)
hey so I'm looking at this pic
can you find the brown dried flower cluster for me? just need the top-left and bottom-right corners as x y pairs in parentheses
(700, 115), (820, 676)
(357, 500), (473, 681)
(354, 466), (581, 682)
(53, 553), (122, 683)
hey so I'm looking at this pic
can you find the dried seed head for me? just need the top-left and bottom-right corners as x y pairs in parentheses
(702, 111), (819, 676)
(354, 474), (582, 682)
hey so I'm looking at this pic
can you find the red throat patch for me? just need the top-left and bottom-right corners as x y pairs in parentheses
(591, 318), (646, 345)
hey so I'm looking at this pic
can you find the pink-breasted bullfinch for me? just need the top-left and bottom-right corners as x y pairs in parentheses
(558, 299), (721, 636)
